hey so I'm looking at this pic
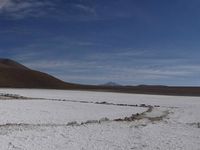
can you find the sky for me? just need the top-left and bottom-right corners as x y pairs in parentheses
(0, 0), (200, 86)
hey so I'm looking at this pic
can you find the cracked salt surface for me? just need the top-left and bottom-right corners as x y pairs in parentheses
(0, 89), (200, 150)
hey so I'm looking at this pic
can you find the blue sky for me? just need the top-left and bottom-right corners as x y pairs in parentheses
(0, 0), (200, 85)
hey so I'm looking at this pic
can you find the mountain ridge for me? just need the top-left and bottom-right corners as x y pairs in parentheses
(1, 58), (200, 96)
(0, 58), (77, 89)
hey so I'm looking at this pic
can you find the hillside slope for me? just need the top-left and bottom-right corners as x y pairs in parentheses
(0, 58), (76, 89)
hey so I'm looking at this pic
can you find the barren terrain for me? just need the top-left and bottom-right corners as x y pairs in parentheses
(0, 89), (199, 149)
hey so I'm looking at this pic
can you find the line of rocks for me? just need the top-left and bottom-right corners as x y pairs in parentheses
(0, 106), (158, 129)
(0, 93), (161, 109)
(0, 93), (27, 99)
(114, 106), (153, 122)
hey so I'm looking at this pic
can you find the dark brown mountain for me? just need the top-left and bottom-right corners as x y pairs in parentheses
(1, 58), (200, 96)
(0, 58), (77, 89)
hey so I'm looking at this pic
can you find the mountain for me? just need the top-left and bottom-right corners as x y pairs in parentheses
(0, 58), (200, 96)
(0, 58), (29, 70)
(101, 82), (121, 87)
(0, 58), (77, 89)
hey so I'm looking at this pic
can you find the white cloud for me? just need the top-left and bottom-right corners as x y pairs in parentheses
(0, 0), (53, 19)
(0, 0), (98, 20)
(73, 3), (96, 15)
(21, 57), (200, 82)
(7, 40), (200, 85)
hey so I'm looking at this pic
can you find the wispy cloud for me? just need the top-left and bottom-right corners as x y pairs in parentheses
(0, 0), (98, 20)
(23, 59), (200, 85)
(0, 0), (134, 21)
(0, 0), (53, 19)
(8, 38), (198, 85)
(73, 3), (96, 15)
(15, 49), (200, 85)
(3, 31), (199, 85)
(0, 0), (54, 19)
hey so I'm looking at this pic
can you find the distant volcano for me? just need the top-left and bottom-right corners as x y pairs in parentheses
(0, 58), (76, 89)
(101, 82), (121, 87)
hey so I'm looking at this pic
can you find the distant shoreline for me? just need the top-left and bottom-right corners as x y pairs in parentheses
(1, 86), (200, 97)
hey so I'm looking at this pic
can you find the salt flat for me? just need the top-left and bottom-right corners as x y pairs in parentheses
(0, 89), (200, 150)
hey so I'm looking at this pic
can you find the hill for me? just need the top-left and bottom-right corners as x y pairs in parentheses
(0, 58), (200, 96)
(0, 58), (77, 89)
(101, 82), (121, 87)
